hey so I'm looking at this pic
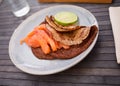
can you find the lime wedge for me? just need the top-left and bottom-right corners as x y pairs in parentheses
(54, 11), (78, 26)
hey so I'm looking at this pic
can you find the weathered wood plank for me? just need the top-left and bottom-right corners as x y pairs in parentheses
(93, 12), (109, 17)
(0, 65), (120, 76)
(99, 25), (112, 31)
(0, 49), (9, 55)
(75, 60), (120, 68)
(0, 23), (19, 30)
(92, 47), (115, 54)
(0, 72), (104, 84)
(38, 82), (115, 86)
(0, 71), (118, 85)
(99, 30), (113, 36)
(0, 78), (37, 86)
(0, 45), (8, 49)
(113, 0), (120, 3)
(0, 40), (9, 45)
(96, 16), (110, 21)
(87, 53), (116, 61)
(98, 21), (111, 25)
(0, 19), (22, 25)
(0, 66), (20, 72)
(61, 68), (120, 76)
(98, 35), (114, 41)
(0, 36), (10, 40)
(95, 41), (114, 47)
(90, 8), (109, 13)
(105, 76), (120, 85)
(99, 24), (112, 31)
(0, 17), (20, 24)
(0, 31), (13, 36)
(0, 54), (10, 60)
(0, 78), (115, 86)
(0, 28), (15, 33)
(0, 60), (13, 66)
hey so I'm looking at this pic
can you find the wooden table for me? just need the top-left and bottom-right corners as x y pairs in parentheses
(0, 0), (120, 86)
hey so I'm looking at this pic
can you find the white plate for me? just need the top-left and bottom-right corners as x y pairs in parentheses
(9, 5), (99, 75)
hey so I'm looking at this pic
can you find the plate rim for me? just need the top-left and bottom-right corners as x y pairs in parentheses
(9, 4), (99, 75)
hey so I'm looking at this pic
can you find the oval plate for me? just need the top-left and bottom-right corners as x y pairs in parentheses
(9, 5), (99, 75)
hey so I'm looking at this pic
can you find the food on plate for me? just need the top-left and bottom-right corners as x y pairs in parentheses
(32, 25), (98, 59)
(45, 23), (91, 45)
(45, 16), (80, 32)
(20, 11), (98, 59)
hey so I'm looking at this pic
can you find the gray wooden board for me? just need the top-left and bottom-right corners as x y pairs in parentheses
(0, 0), (120, 85)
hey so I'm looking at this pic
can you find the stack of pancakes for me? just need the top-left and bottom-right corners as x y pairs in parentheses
(32, 16), (98, 59)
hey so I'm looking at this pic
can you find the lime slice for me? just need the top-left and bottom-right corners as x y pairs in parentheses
(54, 11), (78, 26)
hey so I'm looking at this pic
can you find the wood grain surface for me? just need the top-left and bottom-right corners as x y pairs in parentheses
(38, 0), (112, 3)
(0, 0), (120, 86)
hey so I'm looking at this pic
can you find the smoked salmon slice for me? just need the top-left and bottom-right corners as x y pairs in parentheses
(37, 30), (57, 52)
(20, 24), (70, 54)
(34, 33), (51, 54)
